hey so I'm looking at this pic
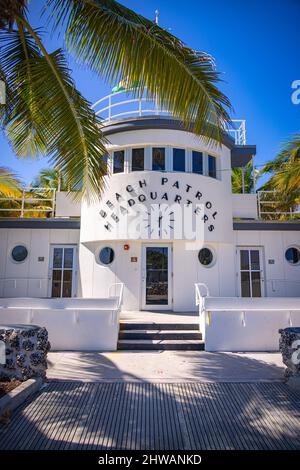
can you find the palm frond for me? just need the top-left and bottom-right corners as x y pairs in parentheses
(0, 166), (21, 196)
(48, 0), (232, 142)
(231, 162), (258, 194)
(260, 134), (300, 193)
(0, 24), (107, 199)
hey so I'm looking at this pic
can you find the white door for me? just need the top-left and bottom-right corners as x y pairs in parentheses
(237, 247), (264, 297)
(49, 245), (77, 297)
(142, 244), (172, 310)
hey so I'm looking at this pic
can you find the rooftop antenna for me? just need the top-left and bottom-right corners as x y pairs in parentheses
(155, 9), (159, 25)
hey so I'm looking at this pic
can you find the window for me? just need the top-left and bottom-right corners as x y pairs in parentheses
(152, 148), (165, 171)
(173, 148), (185, 172)
(11, 245), (28, 263)
(132, 148), (144, 171)
(192, 151), (203, 174)
(50, 246), (76, 298)
(239, 248), (263, 297)
(285, 247), (300, 265)
(208, 155), (217, 178)
(113, 150), (124, 173)
(198, 248), (214, 266)
(102, 154), (109, 175)
(99, 247), (115, 265)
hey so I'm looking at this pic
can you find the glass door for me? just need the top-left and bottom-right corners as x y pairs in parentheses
(142, 245), (172, 309)
(238, 247), (264, 297)
(49, 245), (77, 297)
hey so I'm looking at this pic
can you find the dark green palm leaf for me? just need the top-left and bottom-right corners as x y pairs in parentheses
(0, 24), (107, 199)
(48, 0), (232, 142)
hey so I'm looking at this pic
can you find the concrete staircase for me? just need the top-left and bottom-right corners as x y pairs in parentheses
(118, 322), (204, 350)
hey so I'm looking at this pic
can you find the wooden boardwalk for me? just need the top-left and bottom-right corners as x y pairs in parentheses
(0, 381), (299, 450)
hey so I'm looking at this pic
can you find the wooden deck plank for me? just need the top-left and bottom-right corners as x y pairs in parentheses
(1, 381), (299, 450)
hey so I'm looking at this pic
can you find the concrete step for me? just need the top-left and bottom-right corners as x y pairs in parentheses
(119, 322), (199, 331)
(119, 330), (202, 340)
(117, 339), (205, 351)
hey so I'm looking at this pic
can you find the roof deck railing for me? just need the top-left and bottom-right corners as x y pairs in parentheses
(0, 187), (56, 218)
(92, 89), (246, 145)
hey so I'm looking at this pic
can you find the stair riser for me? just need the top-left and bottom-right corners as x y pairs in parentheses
(119, 332), (202, 340)
(117, 343), (205, 351)
(120, 323), (199, 331)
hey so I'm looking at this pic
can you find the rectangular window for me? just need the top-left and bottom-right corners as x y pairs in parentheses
(50, 246), (76, 298)
(208, 155), (217, 178)
(113, 150), (124, 173)
(102, 154), (109, 175)
(239, 248), (263, 298)
(152, 148), (165, 171)
(132, 148), (144, 171)
(173, 148), (185, 172)
(192, 151), (203, 174)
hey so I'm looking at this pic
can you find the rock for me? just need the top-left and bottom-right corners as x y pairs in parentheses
(279, 327), (300, 379)
(0, 325), (50, 381)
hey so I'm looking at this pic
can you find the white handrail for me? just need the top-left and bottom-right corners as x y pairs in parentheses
(195, 282), (210, 306)
(92, 89), (247, 145)
(0, 187), (56, 218)
(108, 282), (124, 310)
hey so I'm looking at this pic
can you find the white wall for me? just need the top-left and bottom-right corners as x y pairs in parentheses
(200, 296), (300, 352)
(80, 239), (237, 311)
(0, 228), (80, 297)
(80, 171), (234, 245)
(0, 297), (121, 351)
(235, 230), (300, 296)
(173, 242), (236, 311)
(55, 192), (81, 217)
(79, 240), (142, 309)
(232, 194), (258, 219)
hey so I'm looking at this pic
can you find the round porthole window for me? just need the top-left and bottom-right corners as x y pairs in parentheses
(198, 247), (214, 266)
(285, 247), (300, 265)
(99, 247), (115, 265)
(11, 245), (28, 263)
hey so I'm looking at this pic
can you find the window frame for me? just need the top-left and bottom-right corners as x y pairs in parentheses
(131, 147), (145, 172)
(48, 245), (78, 298)
(285, 246), (300, 266)
(11, 244), (29, 264)
(98, 246), (115, 266)
(152, 147), (166, 171)
(172, 148), (186, 172)
(113, 150), (125, 174)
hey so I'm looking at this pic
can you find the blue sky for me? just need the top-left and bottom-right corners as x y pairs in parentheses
(1, 0), (299, 186)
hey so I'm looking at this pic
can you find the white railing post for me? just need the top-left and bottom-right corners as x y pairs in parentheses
(20, 189), (25, 218)
(51, 189), (56, 217)
(108, 94), (112, 122)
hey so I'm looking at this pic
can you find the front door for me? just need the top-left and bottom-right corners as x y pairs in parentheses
(237, 247), (264, 297)
(142, 245), (172, 310)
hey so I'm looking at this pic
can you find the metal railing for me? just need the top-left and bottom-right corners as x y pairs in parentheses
(0, 188), (56, 218)
(257, 190), (300, 220)
(92, 89), (247, 145)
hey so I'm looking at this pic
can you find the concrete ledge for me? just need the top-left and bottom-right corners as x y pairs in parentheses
(0, 377), (43, 417)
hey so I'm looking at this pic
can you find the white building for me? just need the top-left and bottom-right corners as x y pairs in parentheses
(0, 92), (299, 351)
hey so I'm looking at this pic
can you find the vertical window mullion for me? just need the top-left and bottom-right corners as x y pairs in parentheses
(249, 250), (253, 297)
(61, 248), (65, 298)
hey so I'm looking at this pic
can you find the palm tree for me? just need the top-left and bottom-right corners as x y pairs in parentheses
(0, 166), (22, 217)
(31, 168), (66, 192)
(0, 0), (231, 199)
(259, 135), (300, 218)
(231, 161), (258, 194)
(0, 166), (20, 196)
